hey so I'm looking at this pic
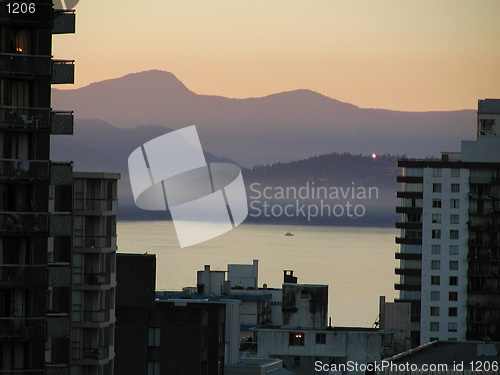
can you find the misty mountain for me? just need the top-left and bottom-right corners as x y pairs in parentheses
(51, 121), (401, 225)
(52, 70), (477, 167)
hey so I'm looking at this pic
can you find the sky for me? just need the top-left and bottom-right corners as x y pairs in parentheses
(52, 0), (500, 111)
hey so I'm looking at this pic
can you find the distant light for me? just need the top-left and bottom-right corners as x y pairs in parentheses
(372, 153), (377, 159)
(16, 47), (23, 53)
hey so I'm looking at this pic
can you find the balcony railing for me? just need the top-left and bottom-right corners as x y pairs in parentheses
(82, 236), (112, 249)
(0, 317), (46, 339)
(81, 347), (109, 361)
(52, 60), (75, 84)
(82, 310), (107, 323)
(0, 53), (51, 76)
(0, 159), (50, 181)
(0, 212), (49, 235)
(83, 272), (109, 286)
(0, 106), (51, 130)
(0, 265), (46, 286)
(76, 199), (114, 212)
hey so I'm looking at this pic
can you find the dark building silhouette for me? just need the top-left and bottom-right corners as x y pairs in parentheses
(0, 1), (75, 373)
(115, 253), (226, 375)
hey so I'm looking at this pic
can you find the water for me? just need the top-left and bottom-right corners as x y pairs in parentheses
(117, 221), (399, 327)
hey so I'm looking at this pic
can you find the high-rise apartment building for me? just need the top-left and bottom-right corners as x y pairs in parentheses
(395, 99), (500, 346)
(71, 172), (119, 375)
(0, 1), (75, 373)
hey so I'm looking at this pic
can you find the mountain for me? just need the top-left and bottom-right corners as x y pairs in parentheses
(52, 70), (476, 166)
(51, 120), (400, 225)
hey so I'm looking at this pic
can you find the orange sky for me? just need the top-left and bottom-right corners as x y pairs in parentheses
(52, 0), (500, 111)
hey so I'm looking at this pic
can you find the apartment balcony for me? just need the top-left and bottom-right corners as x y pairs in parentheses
(0, 212), (49, 235)
(0, 265), (46, 287)
(394, 283), (421, 291)
(396, 191), (423, 199)
(0, 2), (52, 25)
(0, 317), (46, 339)
(83, 309), (108, 323)
(395, 222), (422, 230)
(74, 236), (116, 254)
(0, 159), (50, 182)
(72, 347), (110, 363)
(470, 177), (500, 185)
(395, 207), (422, 214)
(396, 176), (423, 183)
(53, 10), (76, 34)
(395, 236), (421, 245)
(52, 60), (75, 84)
(395, 268), (421, 276)
(75, 198), (118, 214)
(0, 53), (51, 77)
(395, 252), (422, 260)
(0, 107), (73, 134)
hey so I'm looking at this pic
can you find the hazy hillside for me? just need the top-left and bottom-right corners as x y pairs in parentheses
(52, 70), (476, 166)
(52, 121), (402, 225)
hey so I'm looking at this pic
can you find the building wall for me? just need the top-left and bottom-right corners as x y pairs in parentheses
(420, 167), (469, 344)
(282, 284), (328, 329)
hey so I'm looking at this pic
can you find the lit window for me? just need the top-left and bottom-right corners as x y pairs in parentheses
(289, 332), (305, 346)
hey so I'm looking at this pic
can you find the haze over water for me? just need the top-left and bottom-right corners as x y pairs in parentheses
(118, 222), (399, 327)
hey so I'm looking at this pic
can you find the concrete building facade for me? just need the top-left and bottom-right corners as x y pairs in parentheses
(395, 99), (500, 346)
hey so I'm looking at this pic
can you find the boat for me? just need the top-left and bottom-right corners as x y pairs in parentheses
(285, 232), (294, 237)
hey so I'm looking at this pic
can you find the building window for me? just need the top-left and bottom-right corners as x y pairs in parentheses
(147, 362), (160, 375)
(433, 169), (442, 177)
(431, 260), (441, 270)
(451, 184), (460, 193)
(433, 183), (442, 193)
(432, 199), (442, 208)
(448, 322), (458, 332)
(293, 357), (301, 367)
(451, 169), (460, 178)
(449, 261), (459, 271)
(430, 322), (439, 332)
(449, 245), (459, 255)
(450, 199), (460, 209)
(450, 214), (459, 224)
(316, 333), (326, 345)
(431, 276), (440, 285)
(450, 230), (459, 240)
(148, 328), (160, 347)
(432, 214), (441, 223)
(449, 307), (458, 317)
(449, 276), (458, 286)
(449, 292), (458, 301)
(432, 230), (441, 239)
(289, 332), (305, 346)
(431, 291), (440, 301)
(431, 245), (441, 254)
(430, 307), (440, 316)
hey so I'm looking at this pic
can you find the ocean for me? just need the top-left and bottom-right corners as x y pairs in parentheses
(117, 221), (399, 327)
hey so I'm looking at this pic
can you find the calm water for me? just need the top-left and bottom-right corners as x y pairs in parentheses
(117, 222), (399, 327)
